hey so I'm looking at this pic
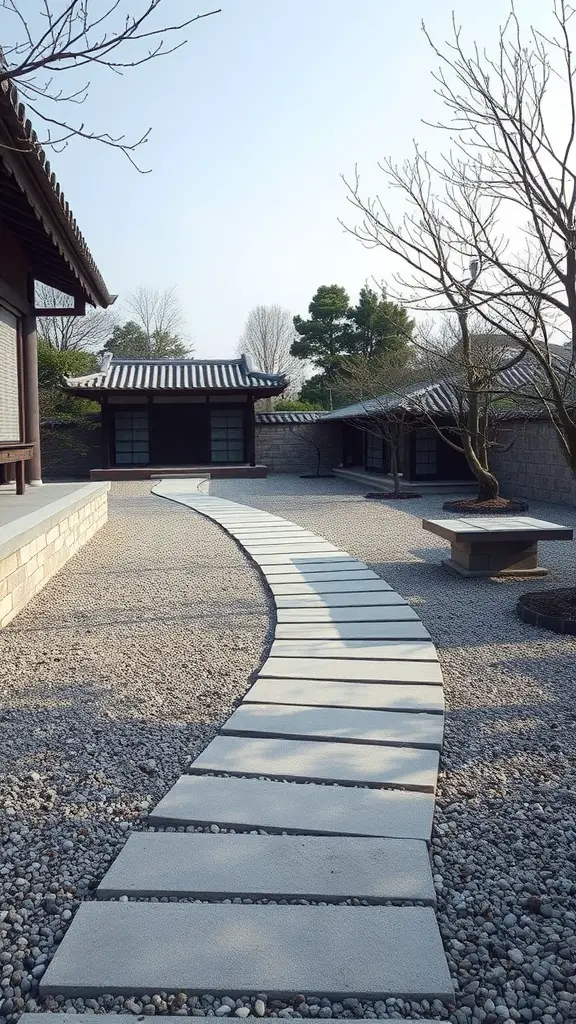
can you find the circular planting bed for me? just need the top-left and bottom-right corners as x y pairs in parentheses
(366, 491), (422, 501)
(517, 588), (576, 634)
(442, 496), (529, 514)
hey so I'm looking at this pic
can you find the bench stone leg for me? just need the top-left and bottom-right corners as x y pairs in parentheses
(444, 540), (548, 578)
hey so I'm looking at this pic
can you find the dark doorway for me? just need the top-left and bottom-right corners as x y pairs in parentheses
(149, 403), (210, 465)
(342, 423), (365, 467)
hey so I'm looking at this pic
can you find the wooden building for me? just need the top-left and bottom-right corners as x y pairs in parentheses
(64, 355), (287, 477)
(0, 80), (113, 491)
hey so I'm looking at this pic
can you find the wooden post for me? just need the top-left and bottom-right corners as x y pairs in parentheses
(100, 397), (110, 468)
(22, 309), (42, 484)
(245, 393), (256, 466)
(15, 460), (25, 495)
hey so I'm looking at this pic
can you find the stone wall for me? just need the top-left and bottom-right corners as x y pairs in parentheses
(491, 418), (576, 506)
(42, 420), (344, 477)
(0, 483), (109, 628)
(42, 420), (101, 480)
(255, 421), (342, 474)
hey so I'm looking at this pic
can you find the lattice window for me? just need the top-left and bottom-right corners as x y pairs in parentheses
(414, 429), (437, 477)
(114, 409), (149, 464)
(210, 410), (245, 463)
(0, 307), (20, 443)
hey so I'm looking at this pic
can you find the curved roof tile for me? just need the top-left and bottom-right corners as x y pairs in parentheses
(66, 357), (287, 393)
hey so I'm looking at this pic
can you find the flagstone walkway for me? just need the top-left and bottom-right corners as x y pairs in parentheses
(38, 479), (453, 1008)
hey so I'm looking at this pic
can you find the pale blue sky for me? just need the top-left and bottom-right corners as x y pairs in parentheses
(29, 0), (545, 357)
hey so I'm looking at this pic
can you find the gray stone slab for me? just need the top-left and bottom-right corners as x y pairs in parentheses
(276, 610), (424, 626)
(270, 639), (438, 660)
(423, 515), (573, 543)
(248, 544), (339, 556)
(217, 516), (291, 524)
(267, 568), (373, 584)
(231, 525), (312, 533)
(220, 517), (289, 525)
(275, 590), (404, 607)
(255, 552), (351, 566)
(39, 902), (453, 1000)
(244, 677), (445, 713)
(262, 558), (366, 576)
(242, 533), (323, 545)
(233, 536), (315, 544)
(223, 703), (444, 751)
(226, 519), (298, 526)
(259, 656), (441, 684)
(190, 735), (439, 792)
(271, 579), (396, 596)
(148, 774), (435, 839)
(275, 622), (431, 640)
(277, 606), (423, 623)
(267, 570), (380, 585)
(252, 550), (340, 564)
(97, 832), (435, 903)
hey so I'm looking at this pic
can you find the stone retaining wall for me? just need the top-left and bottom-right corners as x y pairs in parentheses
(0, 483), (110, 627)
(491, 419), (576, 506)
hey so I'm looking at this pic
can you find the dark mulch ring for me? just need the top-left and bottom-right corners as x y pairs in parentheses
(517, 588), (576, 635)
(366, 491), (422, 500)
(442, 496), (529, 514)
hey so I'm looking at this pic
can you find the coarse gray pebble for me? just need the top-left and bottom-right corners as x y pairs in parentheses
(3, 476), (576, 1023)
(210, 476), (576, 1023)
(0, 483), (270, 1024)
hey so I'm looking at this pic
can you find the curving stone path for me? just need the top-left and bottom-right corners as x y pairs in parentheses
(39, 480), (454, 1008)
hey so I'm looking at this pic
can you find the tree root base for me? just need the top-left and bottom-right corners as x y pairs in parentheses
(442, 496), (529, 514)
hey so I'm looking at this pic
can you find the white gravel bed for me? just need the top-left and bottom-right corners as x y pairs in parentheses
(0, 483), (271, 1022)
(210, 476), (576, 1024)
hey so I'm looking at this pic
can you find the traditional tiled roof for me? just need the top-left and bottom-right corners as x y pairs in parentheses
(324, 358), (571, 421)
(65, 356), (287, 393)
(0, 79), (113, 307)
(256, 411), (327, 424)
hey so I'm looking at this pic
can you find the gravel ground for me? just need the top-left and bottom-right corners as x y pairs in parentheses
(209, 476), (576, 1024)
(0, 482), (271, 1021)
(3, 476), (576, 1024)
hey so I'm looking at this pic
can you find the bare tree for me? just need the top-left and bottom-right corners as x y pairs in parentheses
(420, 1), (576, 473)
(343, 153), (528, 501)
(337, 351), (428, 496)
(106, 285), (192, 357)
(125, 285), (185, 341)
(0, 1), (219, 167)
(238, 305), (304, 410)
(36, 284), (114, 351)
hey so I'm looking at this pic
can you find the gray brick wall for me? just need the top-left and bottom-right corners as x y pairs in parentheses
(491, 419), (576, 506)
(42, 421), (102, 479)
(255, 422), (342, 474)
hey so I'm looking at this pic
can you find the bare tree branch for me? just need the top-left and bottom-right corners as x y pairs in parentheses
(35, 283), (115, 351)
(238, 305), (305, 410)
(0, 1), (220, 168)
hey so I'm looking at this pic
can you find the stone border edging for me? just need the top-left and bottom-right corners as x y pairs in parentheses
(517, 593), (576, 635)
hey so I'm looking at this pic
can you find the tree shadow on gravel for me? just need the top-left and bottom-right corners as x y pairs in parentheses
(3, 596), (275, 636)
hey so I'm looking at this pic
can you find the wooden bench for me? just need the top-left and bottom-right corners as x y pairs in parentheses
(0, 443), (35, 495)
(422, 515), (574, 578)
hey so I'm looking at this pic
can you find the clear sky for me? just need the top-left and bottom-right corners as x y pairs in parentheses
(28, 0), (545, 357)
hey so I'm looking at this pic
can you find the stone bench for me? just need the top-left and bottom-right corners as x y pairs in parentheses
(422, 515), (573, 577)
